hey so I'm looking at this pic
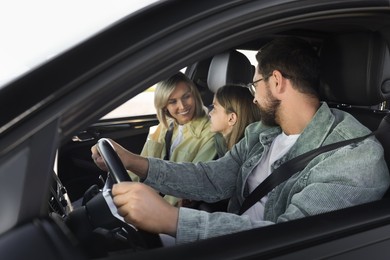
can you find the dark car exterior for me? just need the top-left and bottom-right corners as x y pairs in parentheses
(1, 0), (390, 259)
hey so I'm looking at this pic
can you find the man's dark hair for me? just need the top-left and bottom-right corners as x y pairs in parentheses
(256, 37), (320, 97)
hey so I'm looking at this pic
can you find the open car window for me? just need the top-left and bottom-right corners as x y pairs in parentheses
(101, 86), (156, 119)
(101, 51), (257, 120)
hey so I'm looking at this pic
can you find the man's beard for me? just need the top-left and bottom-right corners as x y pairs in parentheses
(258, 86), (280, 127)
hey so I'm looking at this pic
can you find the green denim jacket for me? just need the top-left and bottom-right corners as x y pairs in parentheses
(145, 103), (390, 243)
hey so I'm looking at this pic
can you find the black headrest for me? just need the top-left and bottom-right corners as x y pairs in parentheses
(185, 58), (214, 105)
(186, 58), (212, 90)
(207, 50), (254, 93)
(320, 32), (390, 106)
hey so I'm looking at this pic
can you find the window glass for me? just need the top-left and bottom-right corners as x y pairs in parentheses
(101, 52), (257, 120)
(237, 49), (257, 66)
(102, 86), (156, 119)
(102, 68), (187, 119)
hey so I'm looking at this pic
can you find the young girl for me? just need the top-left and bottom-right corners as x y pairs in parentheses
(209, 84), (262, 157)
(194, 84), (261, 212)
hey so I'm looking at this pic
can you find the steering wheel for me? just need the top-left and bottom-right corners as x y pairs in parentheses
(96, 138), (132, 183)
(65, 138), (161, 254)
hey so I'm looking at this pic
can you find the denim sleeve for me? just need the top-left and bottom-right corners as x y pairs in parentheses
(176, 207), (274, 244)
(145, 152), (243, 202)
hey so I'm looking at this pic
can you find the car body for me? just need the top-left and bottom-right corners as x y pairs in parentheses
(1, 0), (390, 259)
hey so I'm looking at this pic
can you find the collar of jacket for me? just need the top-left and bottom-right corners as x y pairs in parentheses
(170, 115), (210, 138)
(282, 102), (335, 162)
(255, 102), (335, 165)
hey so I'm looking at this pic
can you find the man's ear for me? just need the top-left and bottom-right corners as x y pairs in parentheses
(271, 70), (287, 95)
(228, 112), (238, 126)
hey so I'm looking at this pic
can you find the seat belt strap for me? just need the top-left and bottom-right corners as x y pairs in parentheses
(239, 132), (375, 215)
(163, 122), (174, 161)
(159, 122), (175, 197)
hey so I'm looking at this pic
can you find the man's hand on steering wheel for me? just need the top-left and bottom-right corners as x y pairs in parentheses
(112, 182), (179, 237)
(91, 138), (179, 237)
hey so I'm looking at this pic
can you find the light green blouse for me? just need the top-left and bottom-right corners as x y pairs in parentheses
(129, 115), (217, 206)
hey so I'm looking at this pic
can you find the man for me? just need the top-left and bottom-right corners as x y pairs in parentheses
(91, 37), (390, 244)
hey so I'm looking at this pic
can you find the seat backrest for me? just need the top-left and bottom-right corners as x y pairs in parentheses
(320, 32), (390, 130)
(320, 32), (390, 198)
(376, 114), (390, 197)
(320, 32), (390, 175)
(376, 114), (390, 168)
(207, 50), (253, 94)
(320, 32), (390, 106)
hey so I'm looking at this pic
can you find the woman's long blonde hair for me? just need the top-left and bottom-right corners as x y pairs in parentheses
(155, 72), (206, 128)
(215, 84), (261, 150)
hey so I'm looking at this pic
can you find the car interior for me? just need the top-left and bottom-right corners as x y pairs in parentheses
(3, 2), (390, 259)
(51, 30), (390, 258)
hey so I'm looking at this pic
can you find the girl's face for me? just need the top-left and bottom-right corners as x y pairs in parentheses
(209, 97), (235, 137)
(165, 82), (196, 125)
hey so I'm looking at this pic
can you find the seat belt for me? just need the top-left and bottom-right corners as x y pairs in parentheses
(163, 122), (174, 160)
(238, 132), (375, 215)
(160, 122), (174, 197)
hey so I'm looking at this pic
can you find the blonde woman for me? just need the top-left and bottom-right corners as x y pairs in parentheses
(131, 72), (217, 206)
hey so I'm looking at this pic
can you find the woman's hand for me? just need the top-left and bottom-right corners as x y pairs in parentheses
(91, 139), (131, 171)
(112, 182), (179, 237)
(91, 142), (107, 171)
(91, 138), (150, 180)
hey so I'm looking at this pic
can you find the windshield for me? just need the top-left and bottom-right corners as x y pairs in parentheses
(0, 0), (159, 88)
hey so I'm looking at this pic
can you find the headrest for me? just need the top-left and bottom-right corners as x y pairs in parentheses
(320, 32), (390, 106)
(185, 58), (214, 105)
(187, 58), (212, 90)
(207, 50), (254, 93)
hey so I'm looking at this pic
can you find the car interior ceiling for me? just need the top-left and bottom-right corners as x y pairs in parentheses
(53, 11), (390, 258)
(50, 10), (390, 248)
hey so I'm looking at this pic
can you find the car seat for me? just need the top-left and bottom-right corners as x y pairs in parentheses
(207, 50), (254, 94)
(186, 50), (254, 108)
(320, 32), (390, 187)
(185, 58), (214, 106)
(320, 32), (390, 131)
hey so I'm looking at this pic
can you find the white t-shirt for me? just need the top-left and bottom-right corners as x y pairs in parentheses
(170, 124), (184, 156)
(243, 132), (300, 220)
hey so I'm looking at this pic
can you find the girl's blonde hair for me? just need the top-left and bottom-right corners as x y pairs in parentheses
(215, 84), (261, 150)
(155, 72), (206, 128)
